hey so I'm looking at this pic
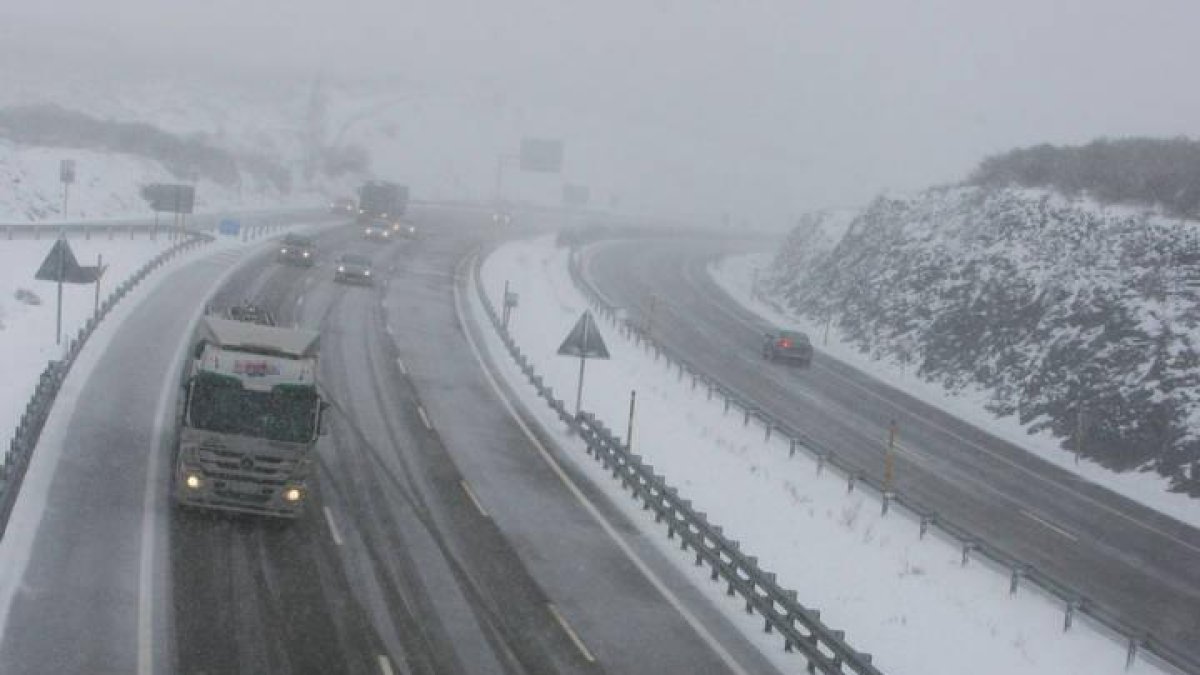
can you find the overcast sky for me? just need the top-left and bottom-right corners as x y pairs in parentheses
(3, 1), (1200, 223)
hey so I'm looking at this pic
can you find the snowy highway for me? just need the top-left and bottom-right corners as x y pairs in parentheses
(582, 237), (1200, 670)
(0, 210), (784, 674)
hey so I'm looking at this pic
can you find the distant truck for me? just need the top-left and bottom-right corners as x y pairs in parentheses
(357, 180), (409, 224)
(173, 313), (327, 518)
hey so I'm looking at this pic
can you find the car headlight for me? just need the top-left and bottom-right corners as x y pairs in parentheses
(364, 270), (371, 276)
(283, 487), (304, 502)
(407, 226), (415, 233)
(185, 473), (202, 489)
(302, 251), (310, 257)
(338, 265), (346, 272)
(280, 248), (288, 254)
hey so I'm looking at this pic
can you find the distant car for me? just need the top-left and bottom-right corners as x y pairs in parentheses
(362, 221), (393, 242)
(391, 219), (418, 238)
(762, 330), (813, 367)
(492, 210), (513, 226)
(277, 234), (317, 266)
(334, 253), (374, 285)
(329, 197), (356, 215)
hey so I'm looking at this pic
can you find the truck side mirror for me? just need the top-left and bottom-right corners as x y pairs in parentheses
(318, 402), (331, 436)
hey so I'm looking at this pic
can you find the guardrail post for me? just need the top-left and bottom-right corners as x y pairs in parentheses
(1010, 567), (1022, 595)
(691, 374), (697, 390)
(707, 383), (713, 400)
(847, 473), (857, 492)
(817, 452), (826, 474)
(881, 491), (891, 515)
(743, 408), (751, 427)
(1063, 600), (1077, 632)
(961, 541), (977, 566)
(723, 396), (730, 415)
(764, 424), (772, 442)
(1126, 635), (1139, 669)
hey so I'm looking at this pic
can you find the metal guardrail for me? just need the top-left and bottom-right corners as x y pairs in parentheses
(0, 212), (314, 540)
(471, 251), (883, 675)
(563, 246), (1194, 675)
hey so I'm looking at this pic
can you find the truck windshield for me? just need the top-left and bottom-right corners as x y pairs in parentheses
(187, 372), (319, 443)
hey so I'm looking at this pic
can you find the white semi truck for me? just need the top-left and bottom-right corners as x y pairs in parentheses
(173, 314), (326, 517)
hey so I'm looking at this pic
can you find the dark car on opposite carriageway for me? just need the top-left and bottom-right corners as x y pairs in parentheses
(762, 329), (813, 367)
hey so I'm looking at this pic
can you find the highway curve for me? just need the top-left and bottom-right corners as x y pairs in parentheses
(583, 236), (1200, 670)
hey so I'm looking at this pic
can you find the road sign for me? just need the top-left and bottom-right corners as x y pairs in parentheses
(562, 183), (590, 207)
(35, 238), (103, 284)
(558, 311), (609, 359)
(520, 138), (564, 173)
(60, 159), (76, 184)
(218, 218), (241, 235)
(141, 183), (195, 214)
(35, 237), (106, 345)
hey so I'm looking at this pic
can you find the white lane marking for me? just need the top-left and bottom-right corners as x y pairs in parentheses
(454, 255), (752, 675)
(548, 603), (596, 663)
(460, 480), (489, 518)
(323, 506), (344, 546)
(417, 405), (432, 431)
(1022, 509), (1079, 542)
(377, 654), (396, 675)
(140, 245), (262, 674)
(396, 357), (408, 375)
(892, 443), (930, 467)
(666, 250), (1200, 557)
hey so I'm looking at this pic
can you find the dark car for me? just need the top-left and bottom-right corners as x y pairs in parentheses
(391, 219), (418, 238)
(277, 234), (317, 266)
(362, 221), (393, 243)
(334, 253), (374, 285)
(762, 330), (813, 366)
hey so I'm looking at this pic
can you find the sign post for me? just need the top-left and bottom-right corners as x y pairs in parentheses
(60, 159), (75, 223)
(557, 310), (610, 416)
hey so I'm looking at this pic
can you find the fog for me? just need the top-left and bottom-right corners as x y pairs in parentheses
(4, 1), (1200, 225)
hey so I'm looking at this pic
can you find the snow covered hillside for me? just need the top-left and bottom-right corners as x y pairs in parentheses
(766, 187), (1200, 493)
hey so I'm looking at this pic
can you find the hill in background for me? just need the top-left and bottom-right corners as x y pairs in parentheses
(768, 139), (1200, 492)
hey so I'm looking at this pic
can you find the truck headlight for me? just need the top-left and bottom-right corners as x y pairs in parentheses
(302, 251), (310, 258)
(185, 473), (203, 489)
(338, 265), (346, 272)
(284, 487), (304, 502)
(364, 270), (371, 276)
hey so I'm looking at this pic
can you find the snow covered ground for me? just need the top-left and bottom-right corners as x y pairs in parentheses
(0, 233), (178, 456)
(712, 252), (1200, 530)
(473, 235), (1171, 675)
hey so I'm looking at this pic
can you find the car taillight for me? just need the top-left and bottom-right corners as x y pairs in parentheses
(779, 339), (792, 348)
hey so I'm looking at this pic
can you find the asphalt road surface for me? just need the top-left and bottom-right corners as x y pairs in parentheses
(0, 212), (786, 675)
(583, 236), (1200, 671)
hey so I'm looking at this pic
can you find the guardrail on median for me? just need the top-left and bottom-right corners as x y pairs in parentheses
(563, 245), (1192, 675)
(471, 252), (883, 675)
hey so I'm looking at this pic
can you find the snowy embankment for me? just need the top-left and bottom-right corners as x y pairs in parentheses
(0, 233), (178, 455)
(474, 235), (1167, 675)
